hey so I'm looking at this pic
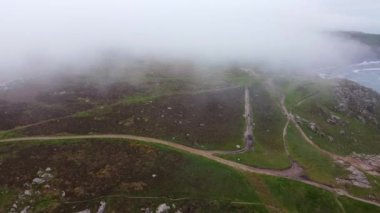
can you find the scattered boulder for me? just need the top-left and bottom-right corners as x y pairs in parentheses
(335, 80), (380, 125)
(32, 178), (45, 185)
(76, 209), (91, 213)
(351, 153), (380, 176)
(97, 201), (106, 213)
(336, 161), (371, 188)
(156, 203), (170, 213)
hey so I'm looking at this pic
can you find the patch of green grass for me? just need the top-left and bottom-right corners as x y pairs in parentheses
(219, 81), (291, 169)
(73, 111), (92, 118)
(286, 123), (347, 185)
(297, 107), (380, 155)
(261, 175), (380, 213)
(220, 143), (291, 170)
(0, 188), (17, 211)
(72, 105), (114, 119)
(0, 130), (23, 139)
(233, 83), (290, 169)
(33, 196), (58, 212)
(344, 174), (380, 203)
(122, 93), (161, 105)
(262, 175), (342, 212)
(224, 69), (254, 87)
(210, 117), (245, 151)
(286, 79), (380, 155)
(0, 139), (264, 204)
(153, 153), (260, 201)
(338, 196), (380, 213)
(2, 138), (380, 212)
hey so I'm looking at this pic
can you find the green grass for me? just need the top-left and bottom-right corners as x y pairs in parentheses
(247, 164), (380, 212)
(208, 117), (245, 151)
(338, 196), (380, 213)
(73, 110), (92, 118)
(286, 123), (347, 185)
(219, 81), (291, 169)
(33, 196), (58, 212)
(0, 139), (265, 211)
(221, 80), (292, 169)
(285, 79), (380, 155)
(224, 69), (254, 87)
(1, 138), (380, 212)
(0, 188), (17, 211)
(121, 93), (160, 105)
(344, 174), (380, 203)
(0, 130), (23, 140)
(220, 143), (291, 169)
(262, 175), (342, 212)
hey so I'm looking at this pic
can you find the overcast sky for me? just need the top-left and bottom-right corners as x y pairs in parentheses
(1, 0), (380, 79)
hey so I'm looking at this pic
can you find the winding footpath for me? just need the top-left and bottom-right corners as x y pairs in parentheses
(1, 134), (380, 207)
(280, 96), (380, 177)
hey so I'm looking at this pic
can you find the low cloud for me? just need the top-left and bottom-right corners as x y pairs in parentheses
(0, 0), (379, 80)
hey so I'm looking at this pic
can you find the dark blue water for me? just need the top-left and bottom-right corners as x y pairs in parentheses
(317, 61), (380, 93)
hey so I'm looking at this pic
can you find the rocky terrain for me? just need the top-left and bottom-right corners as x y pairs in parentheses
(334, 79), (380, 126)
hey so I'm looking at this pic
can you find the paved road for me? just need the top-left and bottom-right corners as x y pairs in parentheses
(1, 134), (379, 207)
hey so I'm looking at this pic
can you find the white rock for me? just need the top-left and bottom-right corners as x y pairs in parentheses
(152, 174), (157, 178)
(41, 173), (54, 179)
(24, 190), (32, 196)
(32, 178), (45, 185)
(20, 206), (30, 213)
(156, 203), (170, 213)
(76, 210), (91, 213)
(97, 201), (106, 213)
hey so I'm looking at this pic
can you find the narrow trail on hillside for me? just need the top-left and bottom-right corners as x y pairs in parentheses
(1, 134), (379, 207)
(212, 86), (253, 155)
(2, 85), (243, 133)
(280, 96), (380, 177)
(280, 102), (305, 179)
(295, 91), (320, 106)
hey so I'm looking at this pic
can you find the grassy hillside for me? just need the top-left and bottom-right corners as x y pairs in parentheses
(0, 139), (379, 212)
(285, 79), (380, 155)
(286, 123), (347, 185)
(222, 79), (290, 169)
(0, 139), (265, 212)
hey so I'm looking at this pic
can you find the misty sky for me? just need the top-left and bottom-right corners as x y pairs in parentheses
(1, 0), (380, 79)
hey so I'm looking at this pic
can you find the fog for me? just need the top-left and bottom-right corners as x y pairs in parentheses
(1, 0), (380, 80)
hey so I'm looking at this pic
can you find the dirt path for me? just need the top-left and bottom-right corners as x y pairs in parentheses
(282, 119), (291, 157)
(212, 86), (254, 155)
(281, 96), (380, 177)
(280, 100), (306, 178)
(0, 134), (295, 178)
(1, 134), (379, 207)
(2, 85), (243, 133)
(244, 86), (254, 151)
(295, 91), (320, 106)
(281, 96), (341, 158)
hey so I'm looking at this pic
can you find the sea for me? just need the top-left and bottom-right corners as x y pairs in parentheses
(317, 60), (380, 93)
